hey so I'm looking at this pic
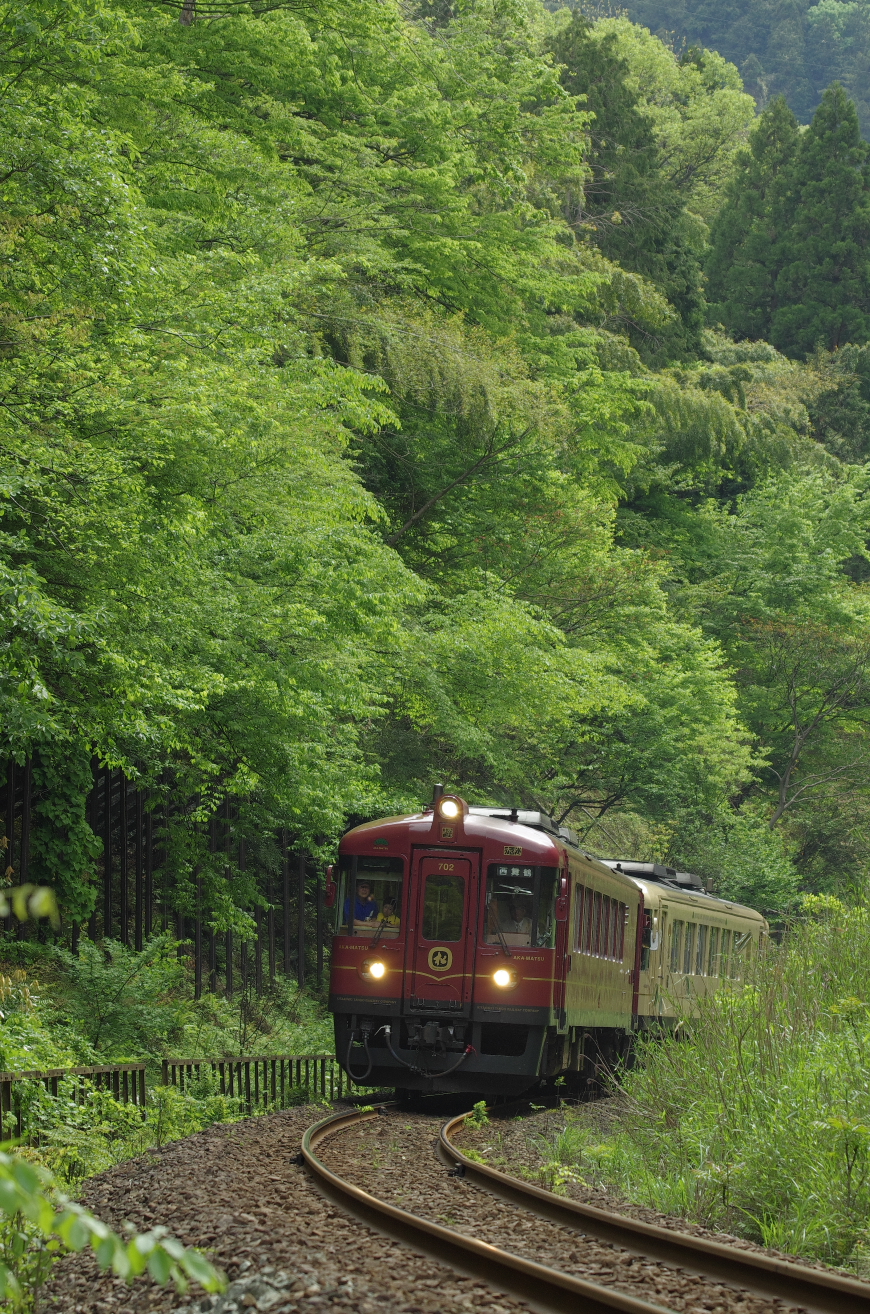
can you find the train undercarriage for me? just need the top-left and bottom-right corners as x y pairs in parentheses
(333, 1009), (635, 1097)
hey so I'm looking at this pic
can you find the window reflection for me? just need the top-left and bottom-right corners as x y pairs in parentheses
(422, 874), (464, 941)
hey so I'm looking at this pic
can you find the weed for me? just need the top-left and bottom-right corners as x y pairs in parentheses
(466, 1101), (489, 1129)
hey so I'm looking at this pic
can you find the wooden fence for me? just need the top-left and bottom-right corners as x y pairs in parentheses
(0, 1053), (351, 1141)
(162, 1053), (349, 1107)
(0, 1063), (147, 1140)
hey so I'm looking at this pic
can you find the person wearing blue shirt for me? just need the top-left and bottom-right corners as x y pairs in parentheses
(345, 880), (379, 923)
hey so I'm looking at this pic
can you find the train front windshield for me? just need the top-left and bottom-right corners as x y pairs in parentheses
(484, 865), (558, 947)
(336, 856), (403, 937)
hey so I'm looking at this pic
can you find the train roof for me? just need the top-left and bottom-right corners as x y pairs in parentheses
(598, 859), (707, 892)
(341, 802), (764, 922)
(467, 807), (581, 848)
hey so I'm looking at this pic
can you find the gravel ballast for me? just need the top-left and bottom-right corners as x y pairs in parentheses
(43, 1105), (529, 1314)
(317, 1110), (804, 1314)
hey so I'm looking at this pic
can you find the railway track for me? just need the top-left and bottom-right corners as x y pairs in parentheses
(301, 1102), (870, 1314)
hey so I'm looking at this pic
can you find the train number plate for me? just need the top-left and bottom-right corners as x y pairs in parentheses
(503, 845), (523, 856)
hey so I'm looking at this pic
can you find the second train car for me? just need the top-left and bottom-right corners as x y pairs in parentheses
(327, 791), (766, 1094)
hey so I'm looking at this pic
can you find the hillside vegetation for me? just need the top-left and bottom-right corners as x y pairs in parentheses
(6, 2), (870, 1291)
(6, 0), (870, 921)
(620, 0), (870, 135)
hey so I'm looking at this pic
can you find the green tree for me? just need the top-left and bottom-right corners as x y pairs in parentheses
(706, 97), (801, 342)
(549, 13), (706, 361)
(772, 84), (870, 355)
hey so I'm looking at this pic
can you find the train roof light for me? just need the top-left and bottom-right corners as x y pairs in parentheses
(439, 798), (461, 820)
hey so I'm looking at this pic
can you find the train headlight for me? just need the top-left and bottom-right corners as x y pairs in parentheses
(493, 968), (515, 988)
(439, 798), (461, 819)
(363, 959), (387, 980)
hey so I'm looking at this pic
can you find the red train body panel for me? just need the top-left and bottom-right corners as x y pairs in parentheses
(328, 794), (766, 1095)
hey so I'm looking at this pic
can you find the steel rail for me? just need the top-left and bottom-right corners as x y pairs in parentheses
(302, 1104), (677, 1314)
(439, 1110), (870, 1314)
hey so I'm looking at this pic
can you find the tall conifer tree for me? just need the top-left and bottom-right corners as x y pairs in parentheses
(772, 84), (870, 355)
(706, 96), (800, 341)
(551, 14), (705, 360)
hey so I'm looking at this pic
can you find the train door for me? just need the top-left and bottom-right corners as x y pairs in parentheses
(553, 869), (570, 1028)
(408, 853), (478, 1008)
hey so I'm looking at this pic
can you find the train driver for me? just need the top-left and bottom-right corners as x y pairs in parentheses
(502, 897), (532, 941)
(345, 880), (379, 926)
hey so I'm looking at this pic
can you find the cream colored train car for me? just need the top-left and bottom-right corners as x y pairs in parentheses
(560, 852), (767, 1084)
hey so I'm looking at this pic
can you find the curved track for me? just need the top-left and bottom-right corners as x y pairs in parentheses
(301, 1102), (870, 1314)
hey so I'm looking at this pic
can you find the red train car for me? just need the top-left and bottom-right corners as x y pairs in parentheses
(327, 792), (765, 1095)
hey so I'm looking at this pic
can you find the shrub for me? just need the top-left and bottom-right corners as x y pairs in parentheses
(49, 935), (187, 1057)
(581, 899), (870, 1268)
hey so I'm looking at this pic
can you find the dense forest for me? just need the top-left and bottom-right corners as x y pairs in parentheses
(620, 0), (870, 135)
(5, 0), (870, 1295)
(5, 0), (870, 939)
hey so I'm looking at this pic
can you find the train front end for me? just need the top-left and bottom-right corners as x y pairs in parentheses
(328, 795), (568, 1095)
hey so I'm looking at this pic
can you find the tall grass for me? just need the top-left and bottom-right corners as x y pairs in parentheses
(565, 898), (870, 1270)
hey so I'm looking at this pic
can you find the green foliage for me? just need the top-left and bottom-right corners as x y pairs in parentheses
(549, 13), (706, 361)
(581, 17), (756, 217)
(5, 0), (870, 919)
(774, 85), (870, 355)
(0, 1145), (224, 1307)
(664, 809), (802, 911)
(706, 97), (801, 342)
(50, 936), (187, 1056)
(621, 0), (870, 136)
(467, 1100), (490, 1129)
(708, 86), (870, 356)
(568, 904), (870, 1268)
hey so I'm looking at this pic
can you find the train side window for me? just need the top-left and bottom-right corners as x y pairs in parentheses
(670, 920), (683, 971)
(536, 868), (558, 948)
(574, 885), (586, 951)
(591, 891), (602, 955)
(683, 923), (695, 975)
(423, 874), (465, 942)
(719, 929), (731, 977)
(640, 911), (652, 970)
(336, 857), (403, 937)
(732, 930), (752, 978)
(599, 894), (610, 957)
(708, 927), (720, 976)
(614, 901), (627, 960)
(581, 886), (593, 954)
(576, 886), (628, 961)
(695, 924), (708, 976)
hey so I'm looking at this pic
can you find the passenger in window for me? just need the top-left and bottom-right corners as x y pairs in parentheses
(345, 880), (379, 925)
(502, 898), (532, 939)
(378, 899), (400, 928)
